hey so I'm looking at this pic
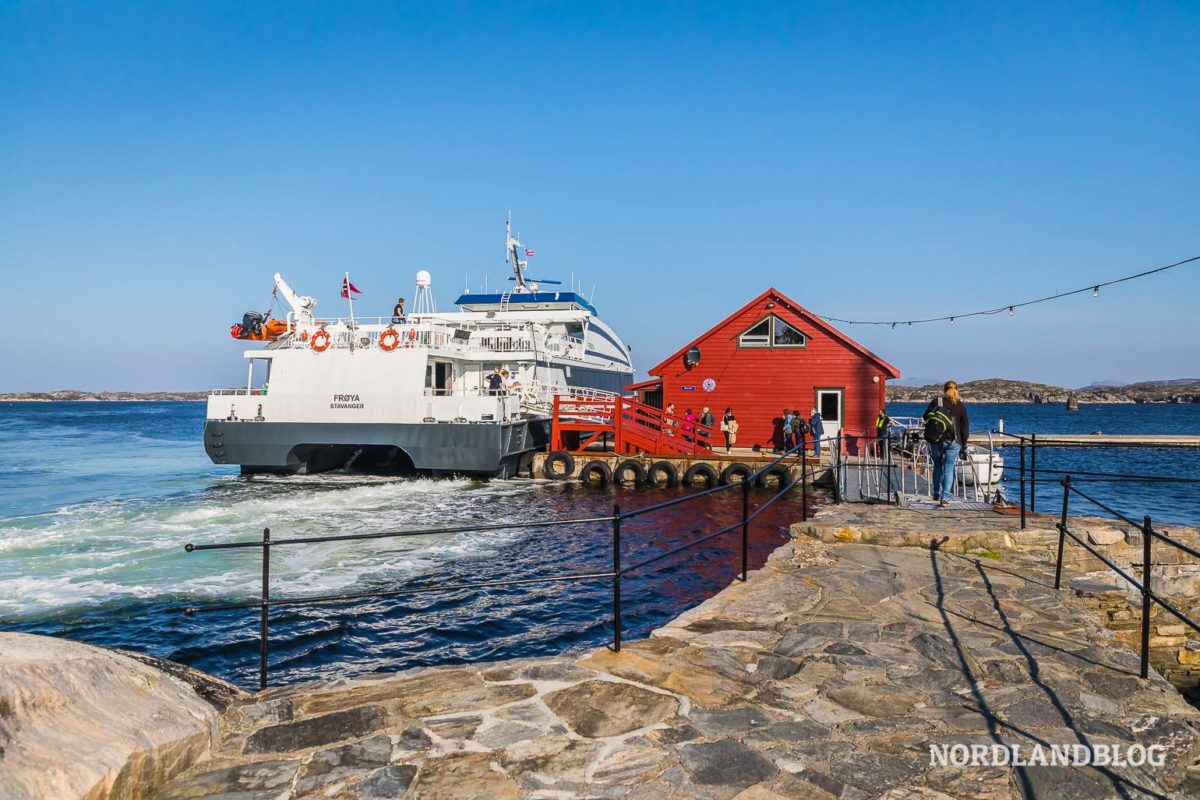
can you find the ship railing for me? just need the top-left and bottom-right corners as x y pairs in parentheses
(181, 439), (830, 690)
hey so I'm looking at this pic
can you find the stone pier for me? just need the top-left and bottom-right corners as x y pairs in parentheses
(143, 506), (1200, 799)
(6, 505), (1200, 798)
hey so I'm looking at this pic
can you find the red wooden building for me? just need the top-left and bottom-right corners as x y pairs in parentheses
(629, 288), (900, 454)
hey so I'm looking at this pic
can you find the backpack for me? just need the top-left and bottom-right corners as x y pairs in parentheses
(792, 416), (809, 436)
(923, 400), (956, 444)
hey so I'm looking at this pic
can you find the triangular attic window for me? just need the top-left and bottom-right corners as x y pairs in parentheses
(738, 314), (808, 348)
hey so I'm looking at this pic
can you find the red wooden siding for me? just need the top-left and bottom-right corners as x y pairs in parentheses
(644, 289), (899, 454)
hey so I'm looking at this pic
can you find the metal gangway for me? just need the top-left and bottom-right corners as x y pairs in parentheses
(842, 418), (1004, 509)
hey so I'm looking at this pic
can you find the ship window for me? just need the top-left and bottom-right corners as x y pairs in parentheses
(738, 315), (807, 349)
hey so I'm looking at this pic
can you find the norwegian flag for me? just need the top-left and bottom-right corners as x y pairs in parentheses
(524, 248), (535, 257)
(340, 277), (362, 298)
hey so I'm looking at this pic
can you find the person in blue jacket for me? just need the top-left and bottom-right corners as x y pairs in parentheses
(809, 408), (825, 457)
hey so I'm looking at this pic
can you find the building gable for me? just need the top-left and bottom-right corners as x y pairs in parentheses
(647, 288), (900, 379)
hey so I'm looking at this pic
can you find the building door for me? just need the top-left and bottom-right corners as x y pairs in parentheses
(816, 389), (843, 445)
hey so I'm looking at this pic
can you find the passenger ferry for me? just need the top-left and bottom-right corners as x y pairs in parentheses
(204, 221), (634, 476)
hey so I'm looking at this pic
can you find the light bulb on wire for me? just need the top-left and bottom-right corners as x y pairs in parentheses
(1008, 306), (1014, 316)
(1093, 286), (1100, 298)
(950, 317), (955, 326)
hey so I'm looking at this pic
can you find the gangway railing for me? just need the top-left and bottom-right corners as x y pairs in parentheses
(848, 425), (1000, 506)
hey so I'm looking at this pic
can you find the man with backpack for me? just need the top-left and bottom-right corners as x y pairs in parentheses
(923, 380), (970, 506)
(791, 411), (809, 452)
(781, 409), (795, 452)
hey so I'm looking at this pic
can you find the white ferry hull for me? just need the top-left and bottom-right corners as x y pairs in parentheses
(204, 416), (551, 476)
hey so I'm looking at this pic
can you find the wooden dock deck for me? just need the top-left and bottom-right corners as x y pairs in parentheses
(970, 432), (1200, 448)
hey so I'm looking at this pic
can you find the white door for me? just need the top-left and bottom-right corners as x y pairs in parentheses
(816, 389), (843, 446)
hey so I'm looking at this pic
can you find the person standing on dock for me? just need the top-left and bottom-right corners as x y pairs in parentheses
(791, 412), (808, 452)
(809, 408), (824, 456)
(875, 409), (892, 456)
(720, 408), (738, 453)
(664, 402), (677, 437)
(700, 406), (714, 446)
(782, 409), (795, 452)
(924, 380), (969, 506)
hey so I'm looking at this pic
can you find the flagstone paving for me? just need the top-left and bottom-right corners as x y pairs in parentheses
(155, 510), (1200, 799)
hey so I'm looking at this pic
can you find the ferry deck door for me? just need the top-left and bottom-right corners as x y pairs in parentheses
(816, 388), (843, 447)
(427, 360), (454, 396)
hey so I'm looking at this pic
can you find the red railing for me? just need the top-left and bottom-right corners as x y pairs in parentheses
(552, 394), (715, 456)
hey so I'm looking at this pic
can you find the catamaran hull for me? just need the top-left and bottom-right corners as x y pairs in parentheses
(204, 418), (551, 477)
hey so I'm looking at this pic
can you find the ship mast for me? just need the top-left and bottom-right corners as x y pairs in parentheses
(505, 214), (530, 294)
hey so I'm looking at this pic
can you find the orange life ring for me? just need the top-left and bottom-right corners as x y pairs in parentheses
(379, 328), (401, 351)
(310, 329), (331, 352)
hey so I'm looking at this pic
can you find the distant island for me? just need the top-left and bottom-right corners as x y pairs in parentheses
(0, 390), (212, 402)
(3, 378), (1199, 404)
(887, 378), (1200, 404)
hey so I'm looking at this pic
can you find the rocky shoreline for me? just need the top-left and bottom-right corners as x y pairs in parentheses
(888, 378), (1200, 405)
(0, 390), (211, 402)
(7, 505), (1200, 799)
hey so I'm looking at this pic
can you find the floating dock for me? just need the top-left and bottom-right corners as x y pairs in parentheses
(972, 433), (1200, 448)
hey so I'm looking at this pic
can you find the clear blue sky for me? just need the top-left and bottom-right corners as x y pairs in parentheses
(2, 1), (1197, 392)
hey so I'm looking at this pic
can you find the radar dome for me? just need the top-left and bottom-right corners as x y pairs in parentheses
(415, 269), (432, 287)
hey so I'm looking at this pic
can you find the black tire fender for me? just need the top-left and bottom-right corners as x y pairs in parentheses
(613, 459), (646, 486)
(683, 463), (720, 488)
(719, 462), (753, 485)
(579, 460), (613, 486)
(646, 460), (678, 488)
(758, 465), (791, 489)
(544, 450), (575, 480)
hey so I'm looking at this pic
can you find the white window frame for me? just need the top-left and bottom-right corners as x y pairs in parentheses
(737, 315), (808, 349)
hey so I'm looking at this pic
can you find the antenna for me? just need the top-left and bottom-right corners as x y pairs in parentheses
(414, 270), (436, 314)
(590, 283), (596, 303)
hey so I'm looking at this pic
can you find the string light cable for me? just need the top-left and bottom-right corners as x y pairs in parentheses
(811, 254), (1200, 327)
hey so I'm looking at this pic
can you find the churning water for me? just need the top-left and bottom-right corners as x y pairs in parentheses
(0, 402), (801, 687)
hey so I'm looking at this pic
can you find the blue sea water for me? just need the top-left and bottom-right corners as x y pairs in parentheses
(1, 401), (1196, 688)
(0, 401), (800, 687)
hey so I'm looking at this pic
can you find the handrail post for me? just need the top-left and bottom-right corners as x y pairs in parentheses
(801, 446), (809, 522)
(885, 429), (895, 504)
(1140, 514), (1153, 680)
(612, 505), (621, 652)
(740, 478), (750, 582)
(259, 526), (271, 691)
(1054, 477), (1070, 590)
(832, 435), (843, 504)
(1019, 440), (1027, 530)
(1030, 433), (1037, 514)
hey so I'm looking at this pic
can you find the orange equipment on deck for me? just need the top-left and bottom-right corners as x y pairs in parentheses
(229, 319), (290, 341)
